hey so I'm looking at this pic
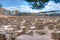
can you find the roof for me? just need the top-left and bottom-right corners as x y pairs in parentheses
(0, 8), (6, 11)
(39, 10), (60, 13)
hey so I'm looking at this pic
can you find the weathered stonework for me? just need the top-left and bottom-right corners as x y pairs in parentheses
(0, 16), (60, 40)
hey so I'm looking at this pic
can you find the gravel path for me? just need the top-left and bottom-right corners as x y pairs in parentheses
(16, 34), (53, 40)
(16, 30), (54, 40)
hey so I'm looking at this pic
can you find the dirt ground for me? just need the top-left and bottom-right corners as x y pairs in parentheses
(16, 30), (54, 40)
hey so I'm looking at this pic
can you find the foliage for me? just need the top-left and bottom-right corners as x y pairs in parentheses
(0, 3), (2, 8)
(54, 0), (60, 3)
(24, 0), (49, 9)
(24, 0), (60, 9)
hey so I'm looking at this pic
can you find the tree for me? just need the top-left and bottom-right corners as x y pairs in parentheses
(54, 0), (60, 3)
(14, 10), (20, 15)
(24, 0), (60, 9)
(24, 0), (49, 9)
(0, 3), (2, 8)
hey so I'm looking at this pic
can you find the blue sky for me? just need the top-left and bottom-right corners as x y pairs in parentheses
(0, 0), (28, 7)
(0, 0), (60, 12)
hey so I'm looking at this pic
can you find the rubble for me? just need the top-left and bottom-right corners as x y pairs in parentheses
(0, 16), (60, 40)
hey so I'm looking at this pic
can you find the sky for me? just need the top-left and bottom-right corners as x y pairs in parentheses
(0, 0), (60, 12)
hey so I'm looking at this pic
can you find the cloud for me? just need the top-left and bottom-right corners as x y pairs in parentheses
(3, 7), (17, 11)
(3, 6), (40, 13)
(20, 6), (31, 10)
(19, 1), (60, 12)
(41, 1), (60, 11)
(3, 1), (60, 12)
(19, 5), (40, 13)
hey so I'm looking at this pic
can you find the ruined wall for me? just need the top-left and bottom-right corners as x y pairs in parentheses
(0, 16), (60, 40)
(0, 16), (60, 30)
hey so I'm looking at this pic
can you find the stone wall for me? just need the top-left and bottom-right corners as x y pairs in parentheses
(0, 16), (60, 30)
(0, 16), (60, 40)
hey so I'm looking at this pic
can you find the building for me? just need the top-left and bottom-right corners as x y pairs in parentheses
(0, 8), (12, 15)
(0, 8), (7, 15)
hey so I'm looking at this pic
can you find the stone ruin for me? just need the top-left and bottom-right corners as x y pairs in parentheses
(0, 16), (60, 40)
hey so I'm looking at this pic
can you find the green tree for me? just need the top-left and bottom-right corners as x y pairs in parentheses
(24, 0), (49, 9)
(24, 0), (60, 9)
(0, 3), (2, 8)
(54, 0), (60, 3)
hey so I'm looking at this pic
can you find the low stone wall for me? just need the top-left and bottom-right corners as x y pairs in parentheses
(0, 16), (60, 30)
(0, 16), (60, 40)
